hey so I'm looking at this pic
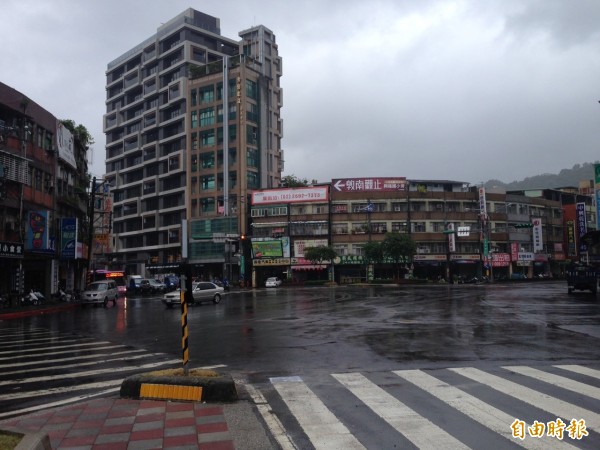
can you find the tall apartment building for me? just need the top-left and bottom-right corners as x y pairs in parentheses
(103, 8), (283, 277)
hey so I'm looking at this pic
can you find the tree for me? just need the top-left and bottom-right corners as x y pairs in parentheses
(61, 119), (94, 148)
(382, 233), (416, 280)
(363, 241), (384, 266)
(304, 246), (337, 265)
(281, 174), (317, 187)
(304, 246), (337, 281)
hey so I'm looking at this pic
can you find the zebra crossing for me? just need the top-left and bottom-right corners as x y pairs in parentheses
(250, 365), (600, 449)
(0, 325), (183, 418)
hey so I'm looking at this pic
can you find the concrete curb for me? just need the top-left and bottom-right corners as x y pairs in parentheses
(120, 372), (238, 403)
(0, 426), (51, 450)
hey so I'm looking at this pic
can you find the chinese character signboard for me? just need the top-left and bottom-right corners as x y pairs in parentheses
(332, 177), (407, 192)
(478, 187), (487, 218)
(60, 218), (77, 259)
(532, 217), (543, 252)
(294, 239), (328, 257)
(0, 241), (24, 258)
(576, 203), (587, 254)
(447, 223), (456, 252)
(252, 186), (328, 205)
(566, 220), (577, 257)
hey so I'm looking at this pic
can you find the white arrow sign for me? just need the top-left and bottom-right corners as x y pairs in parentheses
(333, 180), (345, 191)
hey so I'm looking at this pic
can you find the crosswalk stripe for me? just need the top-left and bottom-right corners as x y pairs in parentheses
(333, 372), (469, 450)
(0, 351), (166, 377)
(271, 376), (365, 450)
(0, 348), (147, 369)
(0, 344), (131, 361)
(504, 366), (600, 400)
(0, 359), (182, 386)
(0, 379), (124, 402)
(449, 367), (600, 430)
(0, 386), (122, 419)
(554, 365), (600, 380)
(394, 369), (579, 450)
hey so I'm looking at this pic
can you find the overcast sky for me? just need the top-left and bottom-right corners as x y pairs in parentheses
(3, 0), (600, 185)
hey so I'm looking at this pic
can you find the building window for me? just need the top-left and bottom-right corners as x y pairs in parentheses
(168, 155), (180, 171)
(333, 245), (348, 256)
(391, 222), (407, 233)
(246, 79), (257, 99)
(247, 171), (259, 189)
(201, 130), (215, 147)
(191, 132), (198, 150)
(191, 89), (197, 106)
(247, 102), (258, 122)
(247, 148), (258, 167)
(332, 224), (348, 235)
(200, 107), (215, 127)
(201, 197), (215, 213)
(191, 155), (198, 172)
(352, 244), (364, 256)
(200, 85), (214, 103)
(332, 204), (348, 213)
(201, 175), (215, 190)
(191, 111), (198, 128)
(413, 222), (426, 232)
(201, 152), (214, 169)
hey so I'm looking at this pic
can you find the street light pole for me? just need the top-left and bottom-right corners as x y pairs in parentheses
(86, 176), (96, 285)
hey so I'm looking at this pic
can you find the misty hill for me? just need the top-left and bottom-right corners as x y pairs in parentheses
(484, 162), (599, 191)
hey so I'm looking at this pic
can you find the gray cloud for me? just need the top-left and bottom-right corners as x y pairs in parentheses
(2, 0), (600, 185)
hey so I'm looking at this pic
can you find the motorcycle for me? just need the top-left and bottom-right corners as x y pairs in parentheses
(52, 289), (73, 302)
(21, 289), (42, 306)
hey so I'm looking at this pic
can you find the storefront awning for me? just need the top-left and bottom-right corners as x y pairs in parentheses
(292, 264), (326, 270)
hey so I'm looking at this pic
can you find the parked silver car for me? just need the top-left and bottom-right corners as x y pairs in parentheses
(81, 281), (118, 307)
(162, 281), (224, 307)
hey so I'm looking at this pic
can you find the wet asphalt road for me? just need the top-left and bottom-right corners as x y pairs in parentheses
(5, 280), (600, 448)
(21, 280), (600, 375)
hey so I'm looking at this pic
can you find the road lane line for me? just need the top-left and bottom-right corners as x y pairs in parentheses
(504, 366), (600, 400)
(333, 372), (469, 450)
(0, 344), (130, 361)
(450, 367), (600, 431)
(394, 369), (579, 450)
(271, 376), (365, 450)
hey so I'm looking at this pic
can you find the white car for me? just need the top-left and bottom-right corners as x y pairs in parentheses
(265, 277), (282, 287)
(162, 281), (224, 307)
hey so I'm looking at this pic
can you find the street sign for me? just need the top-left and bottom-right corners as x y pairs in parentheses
(457, 226), (470, 237)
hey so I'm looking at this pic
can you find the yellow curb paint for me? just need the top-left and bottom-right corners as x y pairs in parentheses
(140, 383), (202, 401)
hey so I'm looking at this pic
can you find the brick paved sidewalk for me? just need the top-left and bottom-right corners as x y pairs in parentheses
(1, 398), (236, 449)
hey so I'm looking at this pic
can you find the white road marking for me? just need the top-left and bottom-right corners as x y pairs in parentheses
(504, 366), (600, 400)
(0, 359), (182, 386)
(0, 348), (147, 369)
(554, 365), (600, 380)
(394, 369), (579, 450)
(0, 386), (121, 419)
(0, 342), (119, 359)
(245, 383), (298, 450)
(333, 372), (469, 450)
(450, 367), (600, 430)
(271, 376), (365, 450)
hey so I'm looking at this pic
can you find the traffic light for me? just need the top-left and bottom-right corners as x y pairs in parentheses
(513, 223), (533, 228)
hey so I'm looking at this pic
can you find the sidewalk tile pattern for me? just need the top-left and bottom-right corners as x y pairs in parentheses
(0, 398), (235, 449)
